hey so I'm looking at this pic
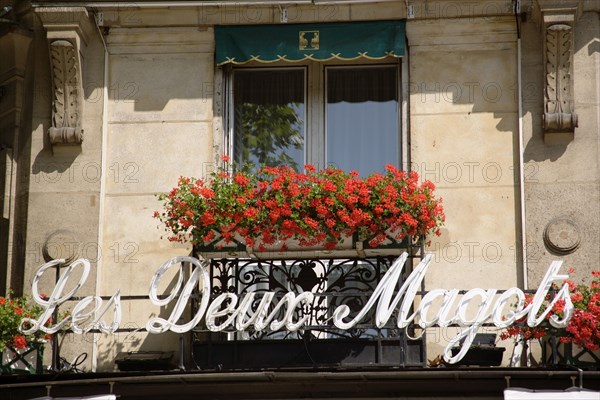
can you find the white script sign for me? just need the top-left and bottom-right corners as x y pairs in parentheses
(20, 253), (573, 364)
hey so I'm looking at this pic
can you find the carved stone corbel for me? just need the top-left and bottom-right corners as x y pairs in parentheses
(538, 0), (581, 144)
(36, 7), (94, 151)
(543, 24), (577, 133)
(48, 39), (84, 147)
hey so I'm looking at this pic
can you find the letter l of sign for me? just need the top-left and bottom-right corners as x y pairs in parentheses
(21, 258), (91, 334)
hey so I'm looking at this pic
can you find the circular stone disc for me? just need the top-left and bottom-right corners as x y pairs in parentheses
(42, 229), (81, 264)
(543, 218), (581, 255)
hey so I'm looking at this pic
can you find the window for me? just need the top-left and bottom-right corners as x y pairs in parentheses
(326, 65), (399, 176)
(228, 61), (401, 175)
(233, 68), (306, 171)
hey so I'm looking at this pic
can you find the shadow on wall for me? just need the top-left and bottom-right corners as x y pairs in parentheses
(410, 50), (518, 134)
(109, 54), (213, 113)
(522, 14), (600, 163)
(589, 38), (600, 56)
(95, 261), (186, 371)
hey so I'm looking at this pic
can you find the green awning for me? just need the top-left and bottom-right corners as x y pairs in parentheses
(215, 20), (406, 65)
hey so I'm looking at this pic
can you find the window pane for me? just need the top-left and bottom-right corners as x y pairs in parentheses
(234, 69), (305, 171)
(326, 67), (399, 176)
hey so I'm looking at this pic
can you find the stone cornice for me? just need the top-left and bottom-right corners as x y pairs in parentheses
(36, 7), (95, 49)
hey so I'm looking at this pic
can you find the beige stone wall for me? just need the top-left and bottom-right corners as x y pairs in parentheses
(522, 5), (600, 287)
(94, 26), (215, 370)
(17, 0), (599, 371)
(16, 9), (105, 370)
(28, 3), (521, 371)
(408, 15), (519, 363)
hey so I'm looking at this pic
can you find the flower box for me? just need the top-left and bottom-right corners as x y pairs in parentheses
(156, 160), (444, 258)
(450, 334), (505, 367)
(0, 295), (51, 374)
(543, 336), (600, 368)
(450, 345), (505, 367)
(193, 338), (425, 369)
(501, 269), (600, 363)
(195, 230), (410, 260)
(115, 351), (174, 372)
(1, 342), (44, 374)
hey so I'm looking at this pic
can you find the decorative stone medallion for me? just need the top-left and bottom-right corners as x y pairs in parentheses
(42, 229), (81, 265)
(543, 217), (581, 255)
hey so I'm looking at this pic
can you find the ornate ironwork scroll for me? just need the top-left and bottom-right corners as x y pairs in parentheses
(192, 255), (425, 369)
(196, 256), (410, 340)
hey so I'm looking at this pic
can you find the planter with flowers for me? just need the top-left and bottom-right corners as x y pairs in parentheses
(0, 295), (49, 374)
(155, 158), (445, 259)
(501, 269), (600, 367)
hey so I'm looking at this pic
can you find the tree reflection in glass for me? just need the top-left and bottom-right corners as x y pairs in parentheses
(234, 69), (305, 171)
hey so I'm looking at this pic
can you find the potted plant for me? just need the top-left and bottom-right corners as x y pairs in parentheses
(501, 268), (600, 366)
(155, 158), (445, 258)
(0, 295), (51, 374)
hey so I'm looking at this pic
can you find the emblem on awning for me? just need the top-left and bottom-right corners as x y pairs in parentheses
(299, 30), (319, 50)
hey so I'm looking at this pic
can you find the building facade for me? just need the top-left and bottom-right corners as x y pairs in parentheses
(1, 0), (599, 386)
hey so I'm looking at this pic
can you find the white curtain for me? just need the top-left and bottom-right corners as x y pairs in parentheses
(326, 66), (399, 176)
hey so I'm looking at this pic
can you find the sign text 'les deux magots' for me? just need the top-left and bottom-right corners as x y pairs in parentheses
(20, 253), (573, 364)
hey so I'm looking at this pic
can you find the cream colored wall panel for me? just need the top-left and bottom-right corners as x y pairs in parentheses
(424, 254), (520, 289)
(101, 194), (190, 260)
(23, 192), (100, 294)
(98, 193), (192, 370)
(424, 184), (518, 283)
(408, 16), (517, 117)
(411, 113), (517, 188)
(412, 118), (518, 290)
(523, 133), (599, 183)
(108, 53), (213, 123)
(105, 122), (212, 195)
(100, 194), (192, 292)
(408, 17), (516, 48)
(410, 49), (517, 116)
(107, 27), (214, 55)
(32, 152), (105, 188)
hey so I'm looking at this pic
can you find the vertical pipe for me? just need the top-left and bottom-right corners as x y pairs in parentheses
(518, 37), (527, 291)
(92, 13), (109, 373)
(51, 264), (60, 371)
(515, 0), (528, 291)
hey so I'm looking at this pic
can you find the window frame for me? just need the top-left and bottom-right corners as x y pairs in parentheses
(229, 66), (308, 170)
(220, 56), (410, 172)
(324, 63), (402, 175)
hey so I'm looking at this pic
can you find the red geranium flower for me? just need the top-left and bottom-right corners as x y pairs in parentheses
(12, 335), (27, 350)
(155, 159), (445, 250)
